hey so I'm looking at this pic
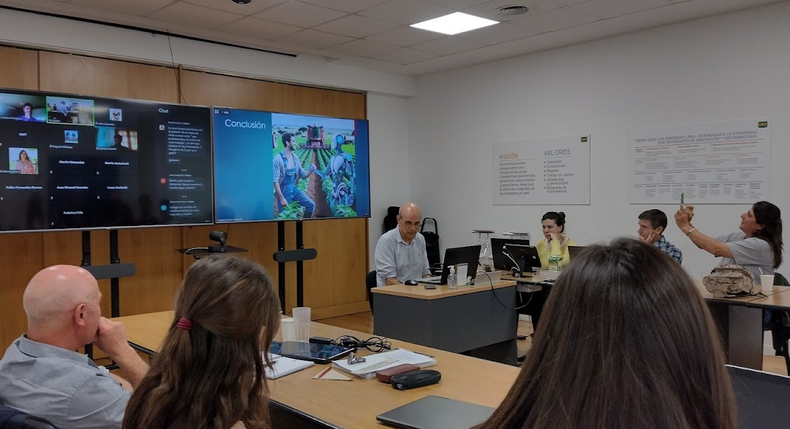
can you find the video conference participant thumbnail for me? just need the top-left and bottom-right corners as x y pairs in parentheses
(46, 96), (95, 126)
(9, 148), (38, 175)
(0, 93), (47, 122)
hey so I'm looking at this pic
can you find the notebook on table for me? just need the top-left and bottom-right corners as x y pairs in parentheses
(376, 395), (494, 429)
(263, 353), (315, 379)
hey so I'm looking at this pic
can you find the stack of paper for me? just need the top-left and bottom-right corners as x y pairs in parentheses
(264, 353), (315, 379)
(332, 348), (436, 379)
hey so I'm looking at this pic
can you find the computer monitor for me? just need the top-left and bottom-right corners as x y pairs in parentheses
(727, 364), (790, 429)
(440, 245), (481, 285)
(503, 244), (541, 276)
(491, 238), (530, 271)
(567, 245), (587, 262)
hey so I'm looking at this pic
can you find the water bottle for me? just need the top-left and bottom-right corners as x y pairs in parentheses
(548, 255), (562, 272)
(448, 266), (457, 290)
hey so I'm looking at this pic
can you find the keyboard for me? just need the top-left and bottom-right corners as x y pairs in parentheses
(420, 276), (442, 285)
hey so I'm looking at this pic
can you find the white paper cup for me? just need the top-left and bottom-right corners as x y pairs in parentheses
(292, 307), (311, 323)
(760, 275), (774, 294)
(280, 320), (297, 342)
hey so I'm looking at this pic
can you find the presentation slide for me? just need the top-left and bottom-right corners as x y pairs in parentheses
(0, 89), (214, 232)
(213, 108), (370, 222)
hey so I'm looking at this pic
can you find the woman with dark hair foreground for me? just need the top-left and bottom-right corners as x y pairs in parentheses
(123, 256), (281, 429)
(474, 238), (736, 429)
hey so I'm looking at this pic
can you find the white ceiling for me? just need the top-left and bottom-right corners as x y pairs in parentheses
(0, 0), (782, 76)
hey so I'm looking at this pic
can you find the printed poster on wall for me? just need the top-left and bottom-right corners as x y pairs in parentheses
(630, 119), (770, 204)
(492, 135), (590, 205)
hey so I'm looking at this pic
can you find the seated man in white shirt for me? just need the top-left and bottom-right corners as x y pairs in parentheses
(374, 202), (432, 286)
(0, 265), (149, 429)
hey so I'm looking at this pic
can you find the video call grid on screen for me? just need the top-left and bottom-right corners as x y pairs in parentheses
(212, 107), (371, 223)
(0, 88), (214, 232)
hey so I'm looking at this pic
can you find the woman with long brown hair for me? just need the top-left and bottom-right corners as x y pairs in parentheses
(122, 256), (281, 429)
(675, 201), (783, 282)
(475, 238), (737, 429)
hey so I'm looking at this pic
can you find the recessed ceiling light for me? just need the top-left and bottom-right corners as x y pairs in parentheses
(410, 12), (499, 36)
(498, 5), (529, 16)
(232, 0), (251, 4)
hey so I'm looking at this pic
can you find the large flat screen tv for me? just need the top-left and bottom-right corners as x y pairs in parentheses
(0, 89), (214, 232)
(213, 108), (370, 222)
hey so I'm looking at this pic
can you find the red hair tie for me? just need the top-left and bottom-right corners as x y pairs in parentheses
(176, 317), (192, 331)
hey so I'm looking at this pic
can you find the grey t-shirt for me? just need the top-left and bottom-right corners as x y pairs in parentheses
(0, 336), (130, 429)
(717, 231), (775, 283)
(374, 228), (431, 286)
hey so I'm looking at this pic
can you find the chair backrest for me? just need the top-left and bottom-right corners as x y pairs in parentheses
(0, 404), (56, 429)
(383, 206), (399, 233)
(366, 270), (377, 289)
(773, 272), (790, 286)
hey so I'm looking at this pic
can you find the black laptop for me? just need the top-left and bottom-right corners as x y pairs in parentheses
(727, 364), (790, 429)
(421, 245), (481, 285)
(376, 395), (494, 429)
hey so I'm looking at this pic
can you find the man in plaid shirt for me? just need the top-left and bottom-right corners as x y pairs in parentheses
(638, 209), (682, 264)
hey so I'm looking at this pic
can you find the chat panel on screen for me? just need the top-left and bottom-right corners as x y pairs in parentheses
(154, 104), (214, 224)
(212, 108), (275, 223)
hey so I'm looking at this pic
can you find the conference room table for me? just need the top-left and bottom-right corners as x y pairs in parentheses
(113, 311), (519, 429)
(700, 285), (790, 370)
(503, 272), (790, 371)
(371, 279), (518, 366)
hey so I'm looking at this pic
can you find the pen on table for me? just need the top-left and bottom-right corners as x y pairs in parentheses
(315, 366), (332, 379)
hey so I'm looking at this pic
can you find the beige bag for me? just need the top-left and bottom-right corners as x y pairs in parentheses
(703, 265), (755, 298)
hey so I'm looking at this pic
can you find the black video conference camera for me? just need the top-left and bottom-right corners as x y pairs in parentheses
(208, 230), (228, 252)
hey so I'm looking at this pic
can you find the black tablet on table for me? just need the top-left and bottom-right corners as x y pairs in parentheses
(269, 341), (353, 364)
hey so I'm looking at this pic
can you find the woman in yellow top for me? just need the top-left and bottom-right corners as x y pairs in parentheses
(536, 211), (578, 269)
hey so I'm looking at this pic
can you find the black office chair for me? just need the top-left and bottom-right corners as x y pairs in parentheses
(0, 403), (57, 429)
(767, 272), (790, 374)
(366, 270), (377, 313)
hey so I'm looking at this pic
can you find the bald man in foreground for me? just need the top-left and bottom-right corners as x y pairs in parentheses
(375, 202), (432, 286)
(0, 265), (149, 429)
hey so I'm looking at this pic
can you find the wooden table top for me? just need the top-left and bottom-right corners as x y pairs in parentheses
(113, 311), (519, 429)
(745, 287), (790, 310)
(698, 284), (790, 305)
(371, 280), (516, 300)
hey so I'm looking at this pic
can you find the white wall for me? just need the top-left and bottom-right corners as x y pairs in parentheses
(407, 1), (790, 280)
(367, 94), (411, 265)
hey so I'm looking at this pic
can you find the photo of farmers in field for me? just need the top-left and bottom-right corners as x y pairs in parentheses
(272, 114), (358, 220)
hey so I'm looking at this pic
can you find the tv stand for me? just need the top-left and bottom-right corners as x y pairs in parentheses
(80, 229), (136, 363)
(177, 245), (247, 259)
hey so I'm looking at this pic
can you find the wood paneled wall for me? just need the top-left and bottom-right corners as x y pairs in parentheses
(0, 47), (370, 349)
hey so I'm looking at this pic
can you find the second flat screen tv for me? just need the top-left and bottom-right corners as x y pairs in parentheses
(0, 88), (214, 232)
(212, 108), (370, 222)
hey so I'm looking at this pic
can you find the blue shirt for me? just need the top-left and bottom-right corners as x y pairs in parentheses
(374, 228), (431, 286)
(655, 235), (682, 264)
(0, 336), (130, 429)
